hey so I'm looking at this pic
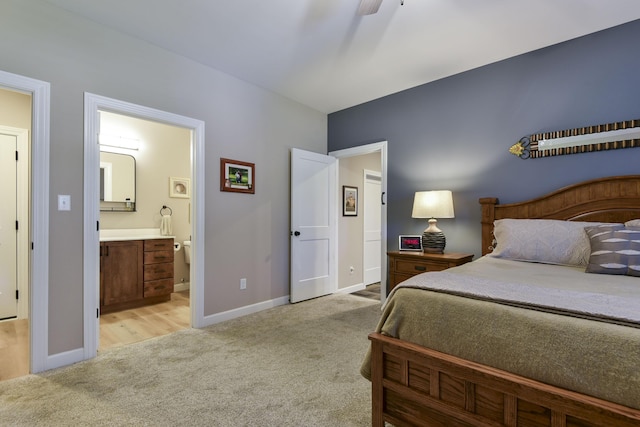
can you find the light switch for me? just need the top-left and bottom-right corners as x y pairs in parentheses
(58, 195), (71, 211)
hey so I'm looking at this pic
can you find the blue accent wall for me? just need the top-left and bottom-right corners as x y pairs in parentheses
(328, 20), (640, 258)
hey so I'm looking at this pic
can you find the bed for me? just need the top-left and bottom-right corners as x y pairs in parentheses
(362, 175), (640, 427)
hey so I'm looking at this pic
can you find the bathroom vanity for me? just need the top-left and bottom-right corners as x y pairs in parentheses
(100, 232), (174, 314)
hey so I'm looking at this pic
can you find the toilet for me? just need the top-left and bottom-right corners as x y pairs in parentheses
(183, 240), (191, 264)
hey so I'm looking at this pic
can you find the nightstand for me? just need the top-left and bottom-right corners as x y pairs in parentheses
(387, 251), (474, 292)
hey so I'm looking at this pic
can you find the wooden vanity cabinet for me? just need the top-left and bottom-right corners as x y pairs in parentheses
(143, 239), (174, 298)
(100, 238), (174, 314)
(100, 240), (144, 310)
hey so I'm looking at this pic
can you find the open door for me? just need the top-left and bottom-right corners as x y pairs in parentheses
(0, 131), (18, 319)
(290, 148), (336, 303)
(363, 170), (382, 286)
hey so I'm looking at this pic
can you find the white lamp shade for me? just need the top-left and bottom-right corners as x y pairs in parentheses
(411, 190), (454, 219)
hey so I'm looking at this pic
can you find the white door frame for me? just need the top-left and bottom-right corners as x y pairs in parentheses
(0, 126), (29, 319)
(83, 93), (206, 360)
(329, 141), (388, 303)
(0, 70), (50, 373)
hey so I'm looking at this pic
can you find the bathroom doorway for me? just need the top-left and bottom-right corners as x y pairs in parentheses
(83, 93), (205, 360)
(97, 111), (193, 351)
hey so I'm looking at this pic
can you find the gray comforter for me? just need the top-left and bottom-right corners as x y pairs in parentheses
(361, 257), (640, 410)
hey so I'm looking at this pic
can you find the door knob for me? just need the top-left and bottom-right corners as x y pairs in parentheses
(293, 231), (301, 236)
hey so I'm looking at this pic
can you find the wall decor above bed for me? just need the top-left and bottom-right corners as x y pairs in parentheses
(509, 118), (640, 159)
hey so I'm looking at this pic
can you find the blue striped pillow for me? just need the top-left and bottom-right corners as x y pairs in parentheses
(585, 225), (640, 277)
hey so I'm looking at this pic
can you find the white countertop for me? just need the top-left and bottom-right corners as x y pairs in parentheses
(100, 228), (175, 242)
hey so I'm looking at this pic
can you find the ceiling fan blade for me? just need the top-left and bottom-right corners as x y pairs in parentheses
(357, 0), (383, 15)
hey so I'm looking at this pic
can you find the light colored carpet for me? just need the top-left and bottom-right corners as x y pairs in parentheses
(0, 294), (381, 426)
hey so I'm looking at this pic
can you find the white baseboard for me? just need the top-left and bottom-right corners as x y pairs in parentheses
(201, 295), (290, 327)
(196, 283), (371, 330)
(174, 281), (190, 292)
(46, 287), (363, 374)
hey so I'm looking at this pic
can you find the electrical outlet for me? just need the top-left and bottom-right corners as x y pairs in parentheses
(240, 278), (247, 290)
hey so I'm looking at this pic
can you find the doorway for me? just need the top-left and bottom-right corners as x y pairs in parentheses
(0, 126), (28, 321)
(331, 141), (388, 302)
(97, 111), (192, 351)
(83, 93), (206, 361)
(0, 70), (50, 376)
(0, 123), (29, 382)
(289, 142), (387, 303)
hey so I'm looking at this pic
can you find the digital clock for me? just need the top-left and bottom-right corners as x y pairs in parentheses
(399, 235), (423, 251)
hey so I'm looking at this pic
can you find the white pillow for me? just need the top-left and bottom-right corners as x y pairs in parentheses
(490, 219), (621, 266)
(625, 219), (640, 227)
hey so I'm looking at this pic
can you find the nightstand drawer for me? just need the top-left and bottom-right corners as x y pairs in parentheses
(394, 259), (447, 274)
(387, 251), (474, 293)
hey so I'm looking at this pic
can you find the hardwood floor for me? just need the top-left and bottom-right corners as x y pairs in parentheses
(0, 318), (29, 382)
(0, 290), (190, 382)
(99, 290), (190, 352)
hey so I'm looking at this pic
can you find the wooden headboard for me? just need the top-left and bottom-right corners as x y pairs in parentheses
(480, 175), (640, 255)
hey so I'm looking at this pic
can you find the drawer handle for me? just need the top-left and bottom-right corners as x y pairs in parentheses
(414, 266), (426, 271)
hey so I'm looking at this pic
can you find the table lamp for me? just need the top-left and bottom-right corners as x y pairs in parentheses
(411, 190), (455, 253)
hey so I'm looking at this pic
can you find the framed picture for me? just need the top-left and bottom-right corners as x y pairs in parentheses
(343, 185), (358, 216)
(399, 235), (423, 251)
(169, 177), (190, 198)
(220, 158), (255, 194)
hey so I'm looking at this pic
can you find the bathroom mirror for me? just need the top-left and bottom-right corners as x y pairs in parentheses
(100, 152), (136, 211)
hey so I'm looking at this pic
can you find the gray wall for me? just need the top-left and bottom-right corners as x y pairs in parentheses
(328, 20), (640, 259)
(0, 0), (326, 355)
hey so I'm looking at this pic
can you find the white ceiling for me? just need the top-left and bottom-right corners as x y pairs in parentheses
(43, 0), (640, 113)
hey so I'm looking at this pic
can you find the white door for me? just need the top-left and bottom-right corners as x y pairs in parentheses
(363, 170), (381, 286)
(290, 148), (337, 303)
(0, 132), (18, 319)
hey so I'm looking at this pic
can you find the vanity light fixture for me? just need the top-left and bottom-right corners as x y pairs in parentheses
(99, 134), (140, 151)
(411, 190), (455, 253)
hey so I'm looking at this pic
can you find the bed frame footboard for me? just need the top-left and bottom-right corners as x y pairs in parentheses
(369, 333), (640, 427)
